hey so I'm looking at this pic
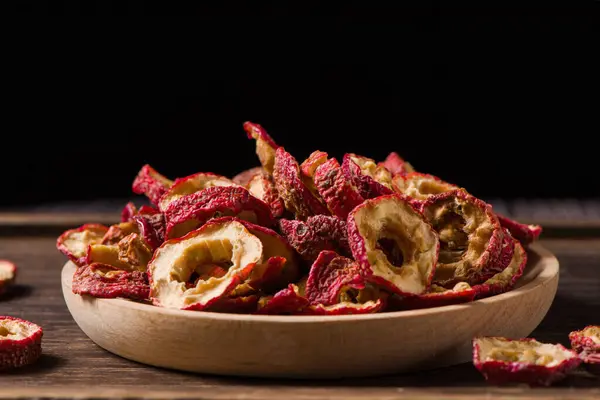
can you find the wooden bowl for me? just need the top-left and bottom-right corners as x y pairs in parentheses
(61, 243), (559, 379)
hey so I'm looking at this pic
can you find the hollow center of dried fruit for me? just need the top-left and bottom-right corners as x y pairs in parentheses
(377, 238), (404, 268)
(434, 210), (468, 263)
(0, 326), (12, 337)
(339, 284), (381, 304)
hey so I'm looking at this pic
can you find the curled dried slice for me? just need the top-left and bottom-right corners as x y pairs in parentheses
(305, 251), (365, 306)
(473, 337), (582, 386)
(273, 147), (330, 220)
(307, 300), (385, 315)
(244, 121), (280, 175)
(391, 282), (476, 311)
(342, 153), (394, 199)
(87, 233), (151, 272)
(472, 238), (526, 299)
(158, 172), (239, 212)
(72, 263), (150, 301)
(246, 171), (285, 218)
(165, 186), (275, 239)
(0, 316), (43, 371)
(569, 326), (600, 364)
(148, 219), (262, 310)
(57, 223), (109, 266)
(278, 215), (351, 263)
(421, 189), (504, 287)
(101, 221), (139, 245)
(379, 152), (415, 176)
(206, 295), (259, 314)
(255, 284), (310, 315)
(300, 150), (329, 180)
(0, 261), (16, 295)
(120, 202), (138, 222)
(133, 209), (166, 250)
(392, 172), (458, 206)
(496, 214), (542, 246)
(348, 194), (439, 296)
(314, 157), (364, 219)
(232, 166), (264, 186)
(132, 164), (173, 206)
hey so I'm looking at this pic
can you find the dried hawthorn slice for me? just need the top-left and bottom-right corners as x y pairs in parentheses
(255, 284), (309, 315)
(379, 152), (415, 176)
(496, 214), (542, 246)
(392, 282), (476, 310)
(0, 316), (43, 371)
(244, 121), (280, 175)
(473, 337), (582, 386)
(158, 172), (239, 212)
(246, 171), (285, 218)
(133, 209), (166, 250)
(478, 228), (515, 281)
(305, 251), (365, 306)
(72, 263), (150, 301)
(314, 158), (364, 219)
(87, 233), (151, 272)
(206, 295), (259, 314)
(165, 186), (275, 239)
(347, 194), (439, 296)
(121, 202), (138, 222)
(273, 147), (330, 220)
(132, 164), (173, 206)
(300, 150), (329, 180)
(0, 261), (17, 295)
(56, 223), (109, 266)
(392, 172), (458, 207)
(569, 326), (600, 363)
(472, 238), (527, 299)
(306, 299), (385, 315)
(148, 219), (262, 310)
(421, 189), (504, 287)
(341, 153), (394, 199)
(101, 221), (139, 245)
(232, 166), (264, 186)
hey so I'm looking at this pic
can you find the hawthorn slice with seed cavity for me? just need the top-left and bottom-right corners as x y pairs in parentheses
(379, 152), (415, 176)
(72, 263), (150, 301)
(120, 202), (138, 222)
(132, 208), (166, 250)
(314, 157), (364, 219)
(473, 337), (582, 386)
(244, 121), (280, 175)
(165, 186), (275, 239)
(392, 172), (458, 207)
(132, 164), (173, 206)
(57, 223), (109, 266)
(0, 261), (17, 295)
(246, 171), (285, 218)
(0, 316), (43, 371)
(341, 153), (394, 199)
(390, 282), (476, 311)
(569, 326), (600, 364)
(148, 219), (262, 311)
(421, 189), (504, 288)
(232, 166), (264, 186)
(347, 194), (439, 296)
(272, 147), (330, 220)
(158, 172), (239, 212)
(496, 214), (542, 246)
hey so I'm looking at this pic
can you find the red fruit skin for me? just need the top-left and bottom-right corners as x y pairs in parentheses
(133, 209), (166, 251)
(120, 202), (138, 222)
(341, 154), (394, 199)
(473, 337), (582, 386)
(300, 150), (329, 179)
(496, 214), (542, 246)
(138, 205), (159, 215)
(390, 287), (476, 311)
(305, 251), (365, 306)
(232, 166), (264, 186)
(304, 299), (385, 315)
(0, 260), (17, 295)
(246, 171), (285, 218)
(165, 186), (275, 238)
(72, 263), (150, 301)
(0, 316), (43, 371)
(243, 121), (279, 149)
(158, 172), (239, 212)
(314, 158), (364, 219)
(569, 326), (600, 364)
(254, 284), (310, 315)
(379, 152), (414, 176)
(392, 172), (458, 209)
(132, 164), (173, 206)
(272, 147), (330, 220)
(56, 223), (110, 266)
(205, 295), (260, 314)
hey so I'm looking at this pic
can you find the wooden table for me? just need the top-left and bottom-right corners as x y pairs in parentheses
(0, 213), (599, 399)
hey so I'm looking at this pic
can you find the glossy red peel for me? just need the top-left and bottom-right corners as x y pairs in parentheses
(314, 157), (364, 219)
(132, 164), (173, 206)
(0, 316), (43, 371)
(120, 202), (138, 222)
(72, 263), (150, 301)
(255, 284), (310, 315)
(379, 152), (415, 176)
(158, 172), (239, 212)
(133, 209), (166, 250)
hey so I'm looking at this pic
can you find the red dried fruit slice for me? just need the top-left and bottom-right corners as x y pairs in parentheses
(88, 233), (151, 272)
(342, 153), (394, 199)
(255, 284), (309, 315)
(158, 172), (239, 212)
(206, 295), (260, 314)
(101, 222), (139, 245)
(232, 166), (264, 186)
(391, 282), (476, 310)
(306, 299), (385, 315)
(148, 219), (262, 310)
(132, 164), (173, 206)
(569, 326), (600, 363)
(473, 337), (582, 386)
(348, 194), (439, 296)
(477, 228), (516, 282)
(300, 150), (329, 180)
(72, 263), (150, 301)
(244, 121), (280, 175)
(379, 152), (415, 176)
(133, 209), (166, 250)
(165, 186), (275, 239)
(496, 214), (542, 246)
(56, 223), (109, 266)
(246, 171), (285, 218)
(278, 215), (350, 263)
(421, 189), (504, 287)
(314, 157), (364, 219)
(120, 202), (138, 222)
(0, 316), (43, 371)
(0, 261), (17, 295)
(273, 147), (330, 220)
(392, 172), (458, 207)
(305, 251), (365, 306)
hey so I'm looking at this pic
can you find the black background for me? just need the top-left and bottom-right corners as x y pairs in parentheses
(3, 3), (598, 207)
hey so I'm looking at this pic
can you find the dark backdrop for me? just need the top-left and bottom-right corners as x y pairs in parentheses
(3, 3), (597, 207)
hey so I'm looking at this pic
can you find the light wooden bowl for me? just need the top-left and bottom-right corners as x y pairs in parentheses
(61, 243), (559, 379)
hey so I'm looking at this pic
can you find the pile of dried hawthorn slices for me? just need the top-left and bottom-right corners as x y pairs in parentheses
(1, 122), (598, 383)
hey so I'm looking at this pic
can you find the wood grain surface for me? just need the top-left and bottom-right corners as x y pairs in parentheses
(0, 237), (599, 399)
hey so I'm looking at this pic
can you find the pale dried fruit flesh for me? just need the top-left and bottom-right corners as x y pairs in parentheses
(72, 263), (150, 301)
(0, 260), (17, 295)
(392, 172), (458, 206)
(347, 194), (439, 296)
(87, 233), (151, 273)
(56, 223), (109, 266)
(158, 172), (239, 212)
(148, 219), (262, 310)
(473, 337), (582, 386)
(101, 221), (139, 245)
(246, 171), (285, 218)
(390, 282), (476, 310)
(244, 121), (280, 175)
(132, 164), (173, 206)
(569, 326), (600, 364)
(314, 157), (364, 219)
(232, 166), (264, 186)
(0, 316), (43, 371)
(472, 238), (526, 299)
(379, 152), (415, 176)
(496, 214), (542, 246)
(300, 150), (329, 180)
(342, 153), (394, 199)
